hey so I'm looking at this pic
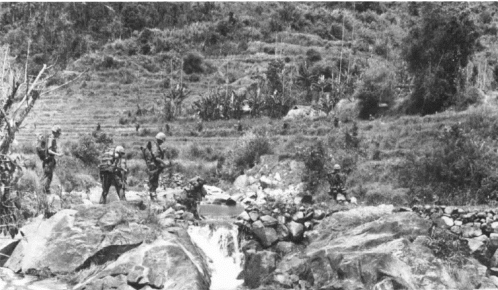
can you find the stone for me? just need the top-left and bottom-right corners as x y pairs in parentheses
(314, 210), (325, 220)
(466, 235), (489, 254)
(292, 211), (306, 223)
(234, 175), (248, 188)
(243, 250), (277, 288)
(249, 210), (260, 222)
(260, 215), (278, 227)
(274, 241), (298, 256)
(304, 221), (313, 231)
(436, 216), (454, 228)
(252, 222), (278, 248)
(77, 237), (210, 290)
(444, 207), (454, 215)
(462, 225), (482, 238)
(238, 211), (251, 221)
(4, 204), (157, 275)
(491, 233), (498, 250)
(454, 220), (463, 226)
(450, 226), (462, 235)
(287, 221), (304, 242)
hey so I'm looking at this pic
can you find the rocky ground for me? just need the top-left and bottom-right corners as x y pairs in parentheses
(1, 155), (497, 290)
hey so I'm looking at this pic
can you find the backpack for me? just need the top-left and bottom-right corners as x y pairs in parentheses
(98, 147), (117, 172)
(35, 134), (50, 161)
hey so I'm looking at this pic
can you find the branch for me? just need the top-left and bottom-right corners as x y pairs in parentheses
(12, 64), (47, 116)
(40, 69), (87, 96)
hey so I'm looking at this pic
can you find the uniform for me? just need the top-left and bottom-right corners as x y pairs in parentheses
(143, 140), (166, 198)
(327, 171), (346, 200)
(99, 148), (127, 204)
(41, 137), (57, 194)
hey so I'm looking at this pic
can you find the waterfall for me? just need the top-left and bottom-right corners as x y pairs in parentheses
(188, 223), (244, 290)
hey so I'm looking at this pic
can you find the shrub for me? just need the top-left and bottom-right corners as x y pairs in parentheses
(297, 140), (328, 193)
(183, 52), (204, 74)
(355, 62), (395, 119)
(398, 123), (498, 205)
(222, 134), (273, 181)
(15, 169), (40, 193)
(187, 73), (201, 82)
(69, 134), (102, 166)
(306, 49), (322, 63)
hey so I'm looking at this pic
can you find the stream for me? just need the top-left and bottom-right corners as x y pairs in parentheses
(187, 203), (245, 290)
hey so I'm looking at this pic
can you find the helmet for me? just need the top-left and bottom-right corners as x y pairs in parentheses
(115, 146), (125, 155)
(155, 132), (167, 142)
(51, 125), (62, 133)
(333, 164), (341, 170)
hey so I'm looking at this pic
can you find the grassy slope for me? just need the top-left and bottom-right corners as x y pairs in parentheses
(10, 3), (498, 205)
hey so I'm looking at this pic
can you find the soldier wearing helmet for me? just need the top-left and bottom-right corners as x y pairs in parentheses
(40, 125), (63, 195)
(141, 132), (168, 201)
(327, 164), (349, 202)
(99, 145), (128, 204)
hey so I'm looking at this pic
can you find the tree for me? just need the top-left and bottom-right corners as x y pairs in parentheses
(0, 45), (83, 236)
(402, 3), (480, 115)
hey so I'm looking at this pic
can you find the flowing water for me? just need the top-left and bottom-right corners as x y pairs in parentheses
(189, 204), (245, 290)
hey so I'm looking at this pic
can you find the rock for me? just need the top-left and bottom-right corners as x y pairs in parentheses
(454, 220), (463, 226)
(466, 235), (489, 254)
(283, 105), (326, 120)
(287, 221), (304, 242)
(158, 217), (175, 228)
(252, 222), (278, 248)
(241, 240), (263, 254)
(249, 210), (260, 222)
(450, 226), (462, 235)
(76, 236), (210, 290)
(492, 222), (498, 232)
(274, 241), (298, 256)
(203, 185), (232, 205)
(260, 215), (278, 227)
(462, 225), (482, 238)
(5, 204), (153, 275)
(234, 175), (248, 188)
(260, 176), (277, 189)
(292, 211), (306, 223)
(181, 211), (195, 221)
(489, 267), (498, 276)
(313, 210), (325, 220)
(0, 239), (19, 267)
(350, 196), (358, 205)
(491, 233), (498, 250)
(304, 221), (313, 231)
(301, 195), (313, 204)
(436, 216), (454, 228)
(276, 224), (291, 241)
(238, 211), (251, 222)
(243, 250), (277, 288)
(444, 207), (454, 215)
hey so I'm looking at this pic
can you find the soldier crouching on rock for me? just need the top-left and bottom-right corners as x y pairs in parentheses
(176, 176), (206, 219)
(327, 164), (349, 202)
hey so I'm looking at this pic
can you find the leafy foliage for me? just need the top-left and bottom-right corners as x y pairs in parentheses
(402, 3), (480, 115)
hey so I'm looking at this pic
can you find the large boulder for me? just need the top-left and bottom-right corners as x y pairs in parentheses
(271, 208), (486, 290)
(5, 203), (155, 275)
(243, 250), (277, 288)
(251, 221), (278, 248)
(75, 230), (210, 290)
(283, 105), (326, 120)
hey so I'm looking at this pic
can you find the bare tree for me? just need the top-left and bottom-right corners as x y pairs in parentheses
(0, 45), (84, 236)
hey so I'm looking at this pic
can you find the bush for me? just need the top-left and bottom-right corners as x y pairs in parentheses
(69, 135), (102, 166)
(183, 52), (204, 74)
(15, 169), (40, 193)
(398, 123), (498, 205)
(297, 140), (328, 193)
(306, 49), (322, 63)
(355, 63), (395, 119)
(222, 134), (273, 180)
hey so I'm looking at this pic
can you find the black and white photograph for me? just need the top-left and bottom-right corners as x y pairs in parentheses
(0, 2), (497, 289)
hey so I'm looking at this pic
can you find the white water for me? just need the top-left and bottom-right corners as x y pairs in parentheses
(188, 224), (244, 290)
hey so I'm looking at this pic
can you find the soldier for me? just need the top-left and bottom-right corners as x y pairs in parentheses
(99, 145), (127, 204)
(180, 176), (206, 219)
(142, 132), (168, 201)
(40, 126), (63, 195)
(327, 164), (349, 202)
